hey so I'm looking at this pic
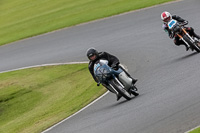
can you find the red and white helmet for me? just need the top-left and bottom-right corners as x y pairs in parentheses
(161, 11), (172, 23)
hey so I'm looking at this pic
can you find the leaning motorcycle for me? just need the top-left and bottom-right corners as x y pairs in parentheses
(94, 59), (139, 100)
(167, 19), (200, 52)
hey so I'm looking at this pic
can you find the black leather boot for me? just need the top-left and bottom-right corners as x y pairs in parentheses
(194, 32), (200, 39)
(132, 78), (138, 85)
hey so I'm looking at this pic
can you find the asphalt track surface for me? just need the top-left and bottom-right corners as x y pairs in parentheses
(1, 0), (200, 133)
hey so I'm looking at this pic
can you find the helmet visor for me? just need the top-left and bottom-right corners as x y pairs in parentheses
(163, 17), (170, 22)
(89, 54), (97, 60)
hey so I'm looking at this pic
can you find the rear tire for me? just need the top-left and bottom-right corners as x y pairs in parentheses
(130, 86), (139, 96)
(183, 35), (200, 52)
(110, 79), (131, 100)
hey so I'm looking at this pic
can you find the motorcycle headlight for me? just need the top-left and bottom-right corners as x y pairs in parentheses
(103, 68), (111, 77)
(94, 65), (112, 82)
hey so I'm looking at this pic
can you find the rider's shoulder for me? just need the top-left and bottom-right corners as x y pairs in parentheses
(172, 15), (181, 19)
(172, 15), (184, 21)
(162, 23), (168, 29)
(88, 61), (93, 67)
(99, 51), (106, 56)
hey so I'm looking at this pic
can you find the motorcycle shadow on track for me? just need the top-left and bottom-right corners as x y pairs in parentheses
(160, 52), (199, 67)
(106, 92), (143, 108)
(170, 52), (199, 63)
(95, 91), (142, 113)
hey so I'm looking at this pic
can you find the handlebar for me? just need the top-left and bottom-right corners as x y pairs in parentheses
(179, 21), (188, 26)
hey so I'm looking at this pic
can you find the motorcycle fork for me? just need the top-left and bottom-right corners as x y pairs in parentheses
(177, 31), (190, 47)
(108, 77), (125, 95)
(108, 83), (119, 95)
(182, 28), (195, 43)
(114, 77), (125, 88)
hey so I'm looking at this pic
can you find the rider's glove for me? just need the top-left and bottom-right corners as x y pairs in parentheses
(182, 20), (188, 26)
(111, 63), (119, 70)
(111, 64), (118, 70)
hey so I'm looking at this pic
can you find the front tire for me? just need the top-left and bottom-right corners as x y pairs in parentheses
(110, 79), (131, 100)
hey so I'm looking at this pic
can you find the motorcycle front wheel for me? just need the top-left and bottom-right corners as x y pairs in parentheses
(109, 79), (132, 100)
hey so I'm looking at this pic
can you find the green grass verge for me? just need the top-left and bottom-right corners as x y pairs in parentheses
(189, 127), (200, 133)
(0, 0), (174, 46)
(0, 64), (106, 133)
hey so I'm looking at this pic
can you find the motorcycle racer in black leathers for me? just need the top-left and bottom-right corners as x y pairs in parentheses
(86, 47), (137, 100)
(161, 11), (200, 51)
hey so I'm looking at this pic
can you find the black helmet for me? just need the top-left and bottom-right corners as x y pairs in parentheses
(86, 47), (99, 61)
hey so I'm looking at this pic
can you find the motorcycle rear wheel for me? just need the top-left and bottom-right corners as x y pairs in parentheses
(130, 85), (139, 96)
(183, 35), (200, 52)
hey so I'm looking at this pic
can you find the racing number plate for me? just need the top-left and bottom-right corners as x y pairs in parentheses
(168, 19), (177, 29)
